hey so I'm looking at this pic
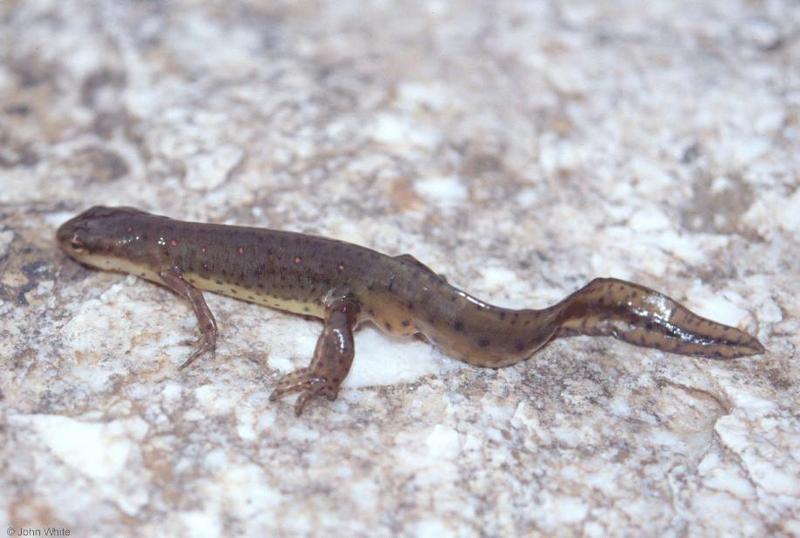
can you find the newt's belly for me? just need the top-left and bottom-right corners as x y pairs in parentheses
(182, 272), (327, 318)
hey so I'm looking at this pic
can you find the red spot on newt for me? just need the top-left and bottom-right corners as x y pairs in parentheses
(294, 256), (303, 264)
(170, 239), (178, 247)
(238, 246), (245, 255)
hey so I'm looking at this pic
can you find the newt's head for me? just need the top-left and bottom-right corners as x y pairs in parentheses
(57, 206), (150, 268)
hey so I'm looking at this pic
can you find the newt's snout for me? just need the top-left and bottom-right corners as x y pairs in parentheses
(56, 212), (90, 260)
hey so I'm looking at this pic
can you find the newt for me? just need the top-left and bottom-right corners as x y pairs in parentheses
(56, 206), (765, 415)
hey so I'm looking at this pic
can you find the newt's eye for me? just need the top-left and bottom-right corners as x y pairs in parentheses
(70, 235), (86, 253)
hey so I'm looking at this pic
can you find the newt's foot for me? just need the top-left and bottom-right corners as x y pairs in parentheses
(269, 368), (339, 416)
(268, 292), (360, 416)
(178, 332), (216, 370)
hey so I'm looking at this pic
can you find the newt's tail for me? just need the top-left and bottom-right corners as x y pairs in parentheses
(550, 278), (764, 359)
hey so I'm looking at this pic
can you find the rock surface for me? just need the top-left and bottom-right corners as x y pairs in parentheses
(1, 1), (798, 536)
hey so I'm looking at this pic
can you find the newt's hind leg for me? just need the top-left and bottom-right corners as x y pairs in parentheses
(269, 293), (361, 416)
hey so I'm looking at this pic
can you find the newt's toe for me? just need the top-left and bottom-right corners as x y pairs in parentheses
(270, 368), (341, 415)
(178, 334), (216, 370)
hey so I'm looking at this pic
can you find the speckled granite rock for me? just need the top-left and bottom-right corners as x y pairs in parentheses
(1, 1), (799, 536)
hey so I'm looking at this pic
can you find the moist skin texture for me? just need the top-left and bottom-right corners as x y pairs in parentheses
(56, 206), (766, 415)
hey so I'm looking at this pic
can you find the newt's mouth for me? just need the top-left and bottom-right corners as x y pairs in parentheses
(56, 218), (81, 253)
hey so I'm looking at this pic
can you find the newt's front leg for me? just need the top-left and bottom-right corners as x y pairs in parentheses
(270, 292), (361, 416)
(159, 269), (218, 369)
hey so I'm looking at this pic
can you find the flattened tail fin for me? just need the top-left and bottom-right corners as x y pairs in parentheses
(551, 278), (765, 359)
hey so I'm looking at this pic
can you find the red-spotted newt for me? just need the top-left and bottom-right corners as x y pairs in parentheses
(57, 206), (765, 415)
